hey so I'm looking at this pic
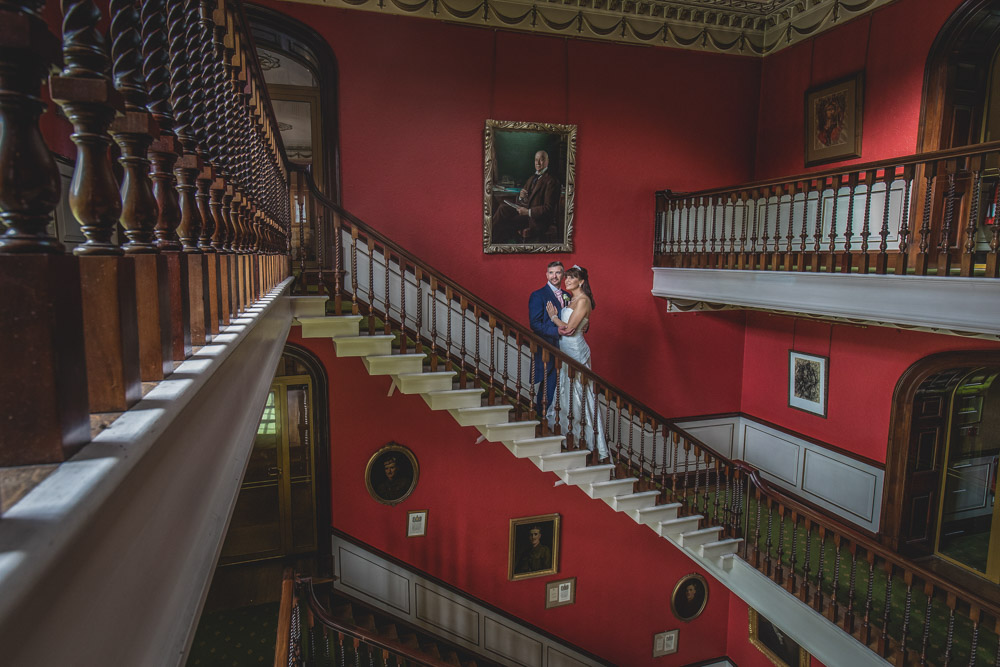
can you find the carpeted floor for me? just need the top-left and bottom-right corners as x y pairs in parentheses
(186, 602), (280, 667)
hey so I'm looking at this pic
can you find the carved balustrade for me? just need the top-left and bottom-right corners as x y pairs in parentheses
(655, 142), (1000, 278)
(294, 163), (1000, 665)
(0, 0), (291, 466)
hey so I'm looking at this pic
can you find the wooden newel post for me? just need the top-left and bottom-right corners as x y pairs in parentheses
(0, 2), (92, 464)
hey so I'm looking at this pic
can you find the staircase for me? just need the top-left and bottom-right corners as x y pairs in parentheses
(291, 296), (743, 571)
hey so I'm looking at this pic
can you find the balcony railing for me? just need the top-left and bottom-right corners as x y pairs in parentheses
(654, 140), (1000, 279)
(0, 0), (291, 468)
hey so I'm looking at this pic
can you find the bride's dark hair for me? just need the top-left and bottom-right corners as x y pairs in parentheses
(565, 266), (595, 310)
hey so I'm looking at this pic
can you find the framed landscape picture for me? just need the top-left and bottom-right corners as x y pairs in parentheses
(804, 72), (864, 167)
(483, 119), (576, 254)
(508, 514), (560, 581)
(788, 350), (829, 417)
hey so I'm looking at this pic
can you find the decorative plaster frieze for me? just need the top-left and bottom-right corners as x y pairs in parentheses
(275, 0), (897, 55)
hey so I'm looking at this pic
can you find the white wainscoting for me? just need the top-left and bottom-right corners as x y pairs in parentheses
(676, 416), (884, 532)
(332, 536), (603, 667)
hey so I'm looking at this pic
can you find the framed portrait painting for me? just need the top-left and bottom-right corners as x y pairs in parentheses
(749, 609), (809, 667)
(804, 72), (864, 167)
(365, 442), (419, 506)
(670, 573), (708, 622)
(508, 514), (560, 581)
(788, 350), (828, 417)
(483, 119), (576, 254)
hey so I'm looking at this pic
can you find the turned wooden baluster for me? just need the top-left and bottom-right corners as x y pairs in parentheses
(829, 534), (842, 623)
(382, 251), (392, 334)
(861, 550), (876, 645)
(988, 176), (1000, 278)
(859, 169), (876, 274)
(844, 543), (858, 635)
(878, 562), (894, 658)
(591, 379), (601, 460)
(800, 519), (813, 603)
(797, 182), (811, 271)
(941, 593), (957, 666)
(937, 159), (959, 277)
(917, 582), (934, 666)
(668, 430), (680, 503)
(398, 258), (408, 352)
(898, 571), (914, 663)
(826, 176), (841, 273)
(429, 277), (439, 371)
(813, 527), (827, 611)
(782, 183), (796, 270)
(841, 172), (859, 273)
(367, 238), (377, 333)
(350, 227), (359, 315)
(0, 0), (63, 253)
(762, 497), (773, 576)
(774, 504), (785, 585)
(960, 154), (984, 277)
(810, 180), (824, 272)
(896, 166), (914, 276)
(712, 459), (721, 524)
(458, 295), (467, 388)
(786, 512), (798, 594)
(875, 167), (894, 274)
(915, 162), (936, 276)
(737, 191), (750, 270)
(758, 188), (770, 270)
(966, 605), (981, 667)
(707, 196), (718, 264)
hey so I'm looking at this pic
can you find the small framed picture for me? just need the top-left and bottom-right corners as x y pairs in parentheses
(652, 629), (679, 657)
(365, 442), (419, 506)
(407, 510), (427, 537)
(788, 350), (829, 417)
(670, 573), (708, 622)
(749, 608), (809, 667)
(545, 578), (576, 608)
(508, 514), (560, 581)
(804, 71), (864, 167)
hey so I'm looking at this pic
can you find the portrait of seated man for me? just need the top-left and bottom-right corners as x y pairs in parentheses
(491, 150), (559, 244)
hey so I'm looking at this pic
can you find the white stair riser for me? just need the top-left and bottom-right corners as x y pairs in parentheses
(610, 492), (660, 512)
(629, 504), (681, 526)
(513, 440), (563, 458)
(678, 528), (722, 548)
(700, 539), (743, 561)
(531, 453), (590, 472)
(333, 337), (393, 357)
(585, 480), (637, 499)
(422, 391), (484, 410)
(558, 465), (613, 485)
(299, 317), (361, 338)
(480, 423), (538, 442)
(658, 517), (702, 538)
(395, 374), (455, 394)
(449, 407), (514, 427)
(363, 355), (425, 376)
(288, 296), (329, 318)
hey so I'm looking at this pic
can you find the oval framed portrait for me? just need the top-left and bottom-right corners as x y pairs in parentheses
(365, 442), (419, 506)
(670, 573), (709, 622)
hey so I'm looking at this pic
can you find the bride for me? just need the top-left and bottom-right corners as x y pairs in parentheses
(544, 266), (609, 461)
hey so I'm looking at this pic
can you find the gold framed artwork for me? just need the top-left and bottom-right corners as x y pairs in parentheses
(365, 442), (419, 506)
(483, 119), (576, 254)
(508, 514), (560, 581)
(749, 608), (810, 667)
(545, 578), (576, 608)
(670, 573), (708, 622)
(804, 72), (864, 167)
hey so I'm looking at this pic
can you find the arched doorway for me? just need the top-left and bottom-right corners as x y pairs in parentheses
(885, 351), (1000, 580)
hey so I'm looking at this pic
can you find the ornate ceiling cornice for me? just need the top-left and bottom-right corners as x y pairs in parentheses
(274, 0), (897, 56)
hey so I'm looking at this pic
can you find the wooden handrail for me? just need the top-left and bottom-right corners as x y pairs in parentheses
(274, 567), (295, 667)
(293, 165), (731, 461)
(657, 138), (1000, 200)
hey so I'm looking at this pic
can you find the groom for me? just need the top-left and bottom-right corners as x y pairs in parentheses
(528, 261), (569, 416)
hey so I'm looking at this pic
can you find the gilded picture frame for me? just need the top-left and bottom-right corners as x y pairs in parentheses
(483, 119), (576, 254)
(804, 72), (864, 167)
(365, 442), (419, 506)
(508, 513), (560, 581)
(670, 573), (709, 622)
(749, 608), (810, 667)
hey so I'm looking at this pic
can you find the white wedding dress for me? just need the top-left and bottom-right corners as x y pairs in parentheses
(545, 306), (609, 460)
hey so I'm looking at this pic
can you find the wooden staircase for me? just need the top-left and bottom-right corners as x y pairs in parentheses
(290, 296), (743, 571)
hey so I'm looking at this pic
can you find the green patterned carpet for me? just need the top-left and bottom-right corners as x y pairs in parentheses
(186, 603), (279, 667)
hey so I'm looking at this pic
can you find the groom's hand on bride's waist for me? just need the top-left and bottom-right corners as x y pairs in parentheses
(558, 325), (575, 336)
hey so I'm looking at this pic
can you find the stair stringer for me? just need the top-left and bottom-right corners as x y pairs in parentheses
(296, 305), (889, 667)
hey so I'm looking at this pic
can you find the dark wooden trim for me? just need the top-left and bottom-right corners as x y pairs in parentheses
(330, 528), (616, 667)
(283, 342), (335, 574)
(882, 350), (1000, 551)
(244, 3), (342, 204)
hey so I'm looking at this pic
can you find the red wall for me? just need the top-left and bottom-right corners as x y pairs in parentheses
(291, 328), (732, 665)
(754, 0), (966, 179)
(740, 314), (1000, 462)
(260, 0), (758, 419)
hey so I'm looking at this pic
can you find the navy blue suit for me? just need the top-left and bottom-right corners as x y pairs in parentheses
(528, 284), (563, 414)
